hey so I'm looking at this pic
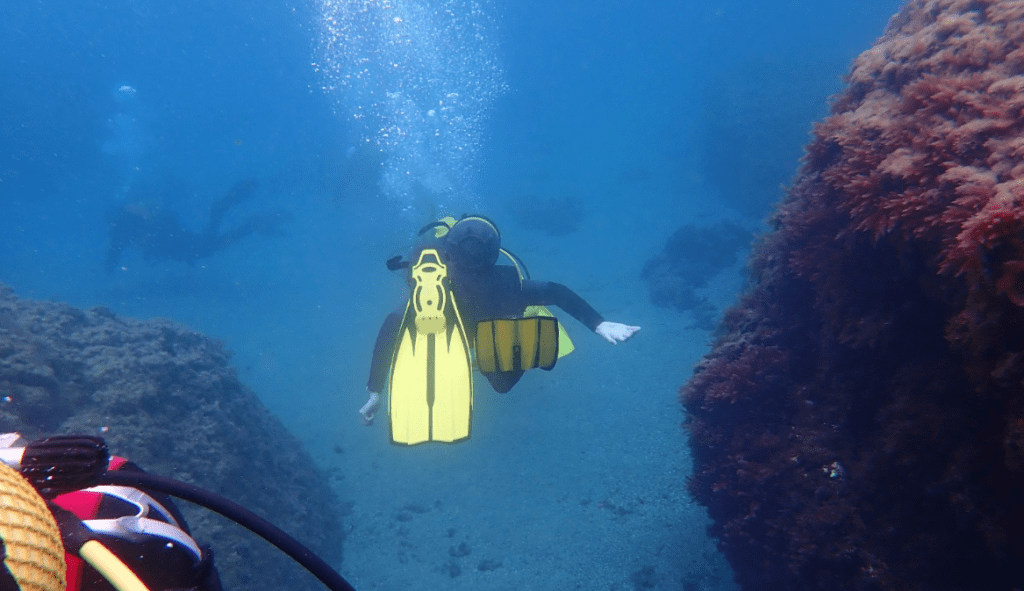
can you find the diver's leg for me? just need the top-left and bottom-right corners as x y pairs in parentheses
(368, 311), (403, 392)
(206, 179), (257, 233)
(213, 223), (258, 250)
(210, 210), (288, 254)
(362, 310), (403, 424)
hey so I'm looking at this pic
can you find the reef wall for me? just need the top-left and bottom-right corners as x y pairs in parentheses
(682, 1), (1024, 589)
(0, 282), (343, 591)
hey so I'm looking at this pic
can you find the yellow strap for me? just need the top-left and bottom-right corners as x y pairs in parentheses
(79, 540), (151, 591)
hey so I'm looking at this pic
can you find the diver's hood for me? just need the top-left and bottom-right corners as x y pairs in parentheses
(444, 216), (501, 271)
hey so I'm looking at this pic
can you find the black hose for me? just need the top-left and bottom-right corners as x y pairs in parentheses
(99, 470), (357, 591)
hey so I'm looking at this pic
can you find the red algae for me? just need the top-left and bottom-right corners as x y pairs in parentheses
(682, 1), (1024, 589)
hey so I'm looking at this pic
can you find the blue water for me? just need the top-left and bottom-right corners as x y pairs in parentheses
(1, 0), (900, 589)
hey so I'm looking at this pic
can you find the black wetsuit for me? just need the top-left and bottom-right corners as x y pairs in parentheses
(368, 263), (604, 394)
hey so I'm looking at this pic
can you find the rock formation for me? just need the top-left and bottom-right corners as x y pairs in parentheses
(0, 282), (343, 591)
(682, 1), (1024, 589)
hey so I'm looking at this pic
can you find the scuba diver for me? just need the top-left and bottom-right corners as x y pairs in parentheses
(104, 180), (288, 273)
(360, 215), (641, 446)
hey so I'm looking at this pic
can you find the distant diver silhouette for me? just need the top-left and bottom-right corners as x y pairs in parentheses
(104, 180), (287, 273)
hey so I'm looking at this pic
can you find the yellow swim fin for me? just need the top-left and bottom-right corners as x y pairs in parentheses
(388, 249), (473, 445)
(475, 317), (560, 373)
(524, 305), (575, 358)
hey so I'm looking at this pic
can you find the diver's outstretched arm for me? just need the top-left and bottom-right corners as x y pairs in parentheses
(522, 280), (639, 344)
(595, 321), (640, 344)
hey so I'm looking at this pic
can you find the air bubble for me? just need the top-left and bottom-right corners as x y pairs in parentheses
(312, 0), (507, 214)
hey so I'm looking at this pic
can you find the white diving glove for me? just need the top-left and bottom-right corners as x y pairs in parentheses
(595, 321), (641, 344)
(359, 392), (380, 426)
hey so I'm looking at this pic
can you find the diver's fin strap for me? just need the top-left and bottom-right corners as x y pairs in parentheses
(475, 317), (559, 373)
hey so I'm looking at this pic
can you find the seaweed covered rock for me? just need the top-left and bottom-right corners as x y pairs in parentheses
(682, 1), (1024, 590)
(0, 282), (343, 591)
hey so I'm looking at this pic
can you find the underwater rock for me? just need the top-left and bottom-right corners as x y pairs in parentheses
(0, 282), (342, 591)
(682, 1), (1024, 590)
(477, 558), (502, 571)
(629, 565), (658, 590)
(448, 541), (471, 557)
(641, 222), (751, 330)
(441, 560), (462, 578)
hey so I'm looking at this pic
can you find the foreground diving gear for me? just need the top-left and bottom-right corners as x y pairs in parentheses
(2, 434), (110, 497)
(0, 461), (66, 591)
(97, 470), (355, 591)
(51, 507), (155, 591)
(475, 317), (560, 373)
(388, 249), (474, 445)
(73, 485), (203, 563)
(1, 434), (358, 591)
